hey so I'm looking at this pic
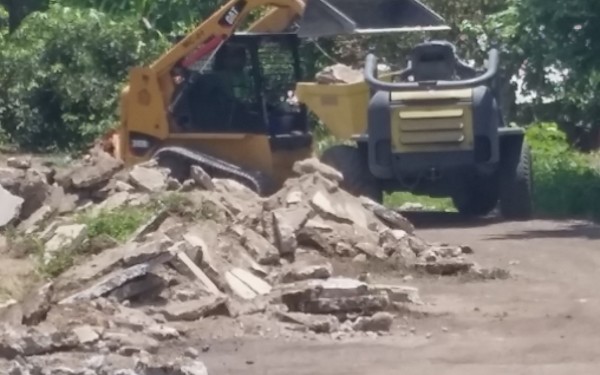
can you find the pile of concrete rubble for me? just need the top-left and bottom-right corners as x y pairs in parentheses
(0, 149), (488, 373)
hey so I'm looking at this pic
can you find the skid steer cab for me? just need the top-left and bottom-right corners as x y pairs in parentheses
(304, 41), (533, 220)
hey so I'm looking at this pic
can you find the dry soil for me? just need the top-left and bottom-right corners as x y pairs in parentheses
(195, 215), (600, 375)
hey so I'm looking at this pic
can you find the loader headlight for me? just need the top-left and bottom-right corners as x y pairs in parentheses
(129, 132), (157, 157)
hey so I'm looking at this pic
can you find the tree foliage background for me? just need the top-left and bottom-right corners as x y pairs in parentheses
(0, 0), (599, 151)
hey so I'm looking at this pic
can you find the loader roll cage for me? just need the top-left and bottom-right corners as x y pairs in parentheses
(364, 47), (500, 91)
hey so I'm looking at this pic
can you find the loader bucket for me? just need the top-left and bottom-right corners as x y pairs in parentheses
(296, 0), (449, 38)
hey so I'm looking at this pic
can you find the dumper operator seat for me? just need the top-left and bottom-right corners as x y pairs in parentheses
(409, 40), (478, 82)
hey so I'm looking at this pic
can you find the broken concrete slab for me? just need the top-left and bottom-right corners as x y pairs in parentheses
(311, 189), (370, 229)
(0, 324), (79, 359)
(103, 331), (159, 355)
(229, 268), (272, 296)
(60, 153), (122, 190)
(46, 185), (78, 214)
(172, 251), (221, 296)
(275, 311), (340, 333)
(135, 357), (208, 375)
(160, 296), (229, 322)
(224, 272), (258, 300)
(58, 252), (174, 305)
(0, 167), (25, 192)
(368, 284), (421, 304)
(128, 165), (168, 193)
(91, 192), (131, 215)
(0, 185), (24, 227)
(292, 158), (343, 182)
(128, 209), (169, 243)
(17, 205), (53, 234)
(6, 157), (31, 170)
(113, 305), (159, 332)
(20, 282), (54, 326)
(360, 197), (415, 233)
(17, 170), (51, 219)
(271, 207), (311, 256)
(44, 224), (88, 263)
(280, 262), (333, 283)
(231, 226), (280, 265)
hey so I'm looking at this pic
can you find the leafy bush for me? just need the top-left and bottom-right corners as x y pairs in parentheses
(0, 5), (168, 151)
(526, 122), (600, 220)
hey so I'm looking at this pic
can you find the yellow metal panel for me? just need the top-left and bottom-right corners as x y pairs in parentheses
(400, 131), (465, 144)
(399, 108), (464, 119)
(399, 118), (464, 132)
(123, 67), (170, 140)
(391, 88), (472, 101)
(391, 104), (474, 153)
(296, 81), (369, 140)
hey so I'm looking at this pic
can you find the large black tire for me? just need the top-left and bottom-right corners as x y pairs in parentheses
(451, 173), (500, 217)
(320, 144), (383, 203)
(499, 137), (534, 220)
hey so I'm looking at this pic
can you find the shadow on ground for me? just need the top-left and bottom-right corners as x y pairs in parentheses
(484, 221), (600, 241)
(400, 211), (502, 229)
(401, 210), (600, 241)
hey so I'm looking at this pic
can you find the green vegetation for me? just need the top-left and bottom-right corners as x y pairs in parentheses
(78, 205), (154, 242)
(384, 192), (455, 212)
(526, 123), (600, 220)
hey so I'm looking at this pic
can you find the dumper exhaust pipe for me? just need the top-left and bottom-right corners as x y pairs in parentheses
(296, 0), (449, 38)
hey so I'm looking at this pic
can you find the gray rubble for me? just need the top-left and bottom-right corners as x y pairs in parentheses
(0, 150), (497, 370)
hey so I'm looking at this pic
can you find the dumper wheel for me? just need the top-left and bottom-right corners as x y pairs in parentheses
(320, 144), (382, 203)
(499, 137), (534, 220)
(452, 173), (499, 217)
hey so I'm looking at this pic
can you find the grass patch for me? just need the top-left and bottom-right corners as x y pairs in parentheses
(385, 191), (455, 212)
(157, 192), (224, 221)
(526, 122), (600, 220)
(78, 205), (155, 242)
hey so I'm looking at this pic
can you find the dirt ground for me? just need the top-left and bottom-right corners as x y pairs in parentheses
(195, 215), (600, 375)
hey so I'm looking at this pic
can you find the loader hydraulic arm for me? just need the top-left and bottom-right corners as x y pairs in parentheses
(151, 0), (305, 75)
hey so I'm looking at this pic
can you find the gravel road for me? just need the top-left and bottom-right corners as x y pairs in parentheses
(200, 216), (600, 375)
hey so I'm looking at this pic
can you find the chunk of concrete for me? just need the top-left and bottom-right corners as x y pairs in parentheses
(275, 311), (340, 333)
(368, 284), (421, 304)
(293, 158), (343, 182)
(224, 272), (258, 300)
(0, 185), (23, 227)
(128, 165), (168, 193)
(190, 165), (215, 190)
(272, 207), (311, 256)
(229, 268), (272, 295)
(44, 224), (88, 262)
(92, 191), (131, 215)
(64, 153), (122, 189)
(280, 262), (333, 283)
(6, 157), (30, 170)
(360, 197), (415, 233)
(161, 296), (229, 322)
(232, 226), (280, 265)
(352, 312), (394, 332)
(311, 189), (369, 229)
(58, 252), (173, 304)
(17, 205), (53, 234)
(17, 169), (50, 219)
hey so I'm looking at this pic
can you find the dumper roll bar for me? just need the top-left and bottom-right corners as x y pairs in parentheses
(364, 48), (499, 92)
